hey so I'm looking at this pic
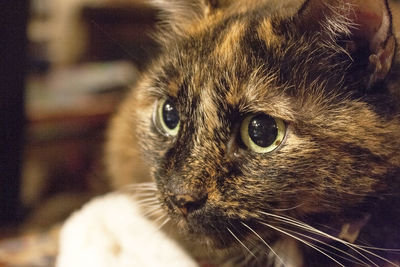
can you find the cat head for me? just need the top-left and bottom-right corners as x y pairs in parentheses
(116, 0), (400, 261)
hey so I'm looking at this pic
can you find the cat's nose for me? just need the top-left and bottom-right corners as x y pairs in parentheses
(169, 193), (208, 216)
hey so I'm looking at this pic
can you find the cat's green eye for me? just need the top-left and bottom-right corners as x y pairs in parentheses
(154, 98), (180, 137)
(240, 114), (286, 153)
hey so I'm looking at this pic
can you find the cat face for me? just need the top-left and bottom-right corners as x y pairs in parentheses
(109, 0), (400, 264)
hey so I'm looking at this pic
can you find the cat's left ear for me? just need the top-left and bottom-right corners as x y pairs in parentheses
(297, 0), (396, 89)
(151, 0), (231, 32)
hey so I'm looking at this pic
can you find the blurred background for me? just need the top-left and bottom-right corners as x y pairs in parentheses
(1, 0), (159, 235)
(1, 0), (400, 265)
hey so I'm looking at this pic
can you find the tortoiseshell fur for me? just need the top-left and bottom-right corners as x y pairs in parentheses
(106, 0), (400, 266)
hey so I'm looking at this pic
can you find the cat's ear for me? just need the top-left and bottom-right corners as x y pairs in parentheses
(151, 0), (231, 32)
(297, 0), (396, 89)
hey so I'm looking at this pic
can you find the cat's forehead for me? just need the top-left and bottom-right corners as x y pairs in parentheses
(148, 1), (356, 124)
(152, 12), (298, 119)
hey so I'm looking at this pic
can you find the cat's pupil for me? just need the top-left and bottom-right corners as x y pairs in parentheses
(162, 100), (180, 130)
(248, 114), (278, 147)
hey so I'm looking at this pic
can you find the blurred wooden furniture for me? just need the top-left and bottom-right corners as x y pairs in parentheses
(82, 4), (159, 70)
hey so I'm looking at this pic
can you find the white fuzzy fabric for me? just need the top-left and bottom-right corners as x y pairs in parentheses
(56, 193), (198, 267)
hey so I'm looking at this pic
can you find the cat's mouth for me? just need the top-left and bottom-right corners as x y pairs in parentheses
(175, 215), (272, 249)
(165, 204), (280, 249)
(168, 201), (371, 252)
(162, 188), (372, 251)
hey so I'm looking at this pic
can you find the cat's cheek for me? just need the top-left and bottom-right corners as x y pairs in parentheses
(277, 124), (301, 150)
(134, 105), (175, 166)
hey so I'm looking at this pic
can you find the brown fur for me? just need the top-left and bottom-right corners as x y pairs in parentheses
(106, 0), (400, 266)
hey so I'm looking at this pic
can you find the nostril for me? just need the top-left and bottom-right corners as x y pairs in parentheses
(171, 193), (208, 216)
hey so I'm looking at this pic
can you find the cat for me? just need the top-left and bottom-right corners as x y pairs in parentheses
(106, 0), (400, 266)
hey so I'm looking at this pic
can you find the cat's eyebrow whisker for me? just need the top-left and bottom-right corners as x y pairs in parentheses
(258, 221), (346, 267)
(276, 223), (374, 267)
(226, 227), (257, 259)
(259, 211), (400, 267)
(241, 222), (287, 267)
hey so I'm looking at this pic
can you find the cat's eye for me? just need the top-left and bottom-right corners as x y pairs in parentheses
(240, 113), (285, 153)
(154, 98), (180, 136)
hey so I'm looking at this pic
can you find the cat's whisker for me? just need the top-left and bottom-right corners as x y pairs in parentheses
(124, 191), (157, 196)
(243, 248), (257, 265)
(208, 223), (228, 248)
(259, 211), (400, 267)
(153, 213), (167, 225)
(258, 221), (346, 267)
(139, 202), (162, 209)
(131, 192), (158, 198)
(354, 245), (400, 253)
(275, 218), (397, 267)
(133, 192), (157, 197)
(138, 202), (161, 212)
(120, 189), (157, 198)
(260, 211), (367, 265)
(143, 209), (164, 218)
(226, 227), (257, 259)
(269, 203), (305, 212)
(259, 212), (376, 266)
(135, 202), (163, 211)
(125, 186), (157, 191)
(318, 247), (370, 267)
(134, 194), (158, 200)
(156, 217), (170, 231)
(125, 182), (157, 188)
(349, 245), (400, 267)
(241, 222), (287, 267)
(122, 183), (158, 192)
(142, 205), (165, 217)
(134, 197), (160, 206)
(276, 223), (374, 267)
(132, 195), (160, 204)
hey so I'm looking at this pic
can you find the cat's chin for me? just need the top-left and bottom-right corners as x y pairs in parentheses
(171, 216), (234, 248)
(173, 215), (276, 250)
